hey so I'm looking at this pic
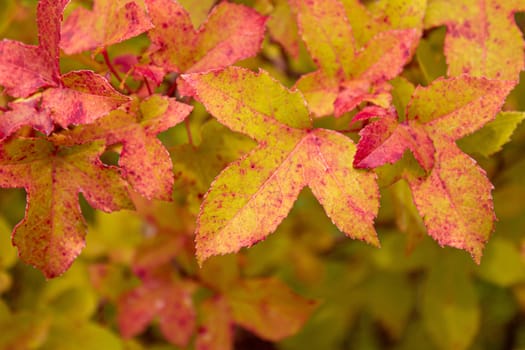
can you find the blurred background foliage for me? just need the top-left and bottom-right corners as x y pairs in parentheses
(0, 0), (525, 349)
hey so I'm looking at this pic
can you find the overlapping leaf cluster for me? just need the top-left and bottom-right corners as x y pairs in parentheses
(0, 0), (524, 349)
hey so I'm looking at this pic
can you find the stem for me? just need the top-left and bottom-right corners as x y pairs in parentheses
(102, 49), (132, 93)
(166, 79), (178, 97)
(185, 117), (194, 148)
(143, 76), (153, 95)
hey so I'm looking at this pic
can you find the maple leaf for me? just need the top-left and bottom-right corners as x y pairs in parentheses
(0, 138), (133, 278)
(290, 0), (423, 117)
(0, 0), (68, 97)
(60, 0), (153, 55)
(146, 0), (267, 74)
(182, 67), (379, 263)
(355, 76), (514, 262)
(54, 95), (193, 200)
(0, 0), (131, 129)
(425, 0), (525, 81)
(118, 276), (196, 347)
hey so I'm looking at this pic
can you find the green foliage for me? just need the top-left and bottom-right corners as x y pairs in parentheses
(0, 0), (524, 349)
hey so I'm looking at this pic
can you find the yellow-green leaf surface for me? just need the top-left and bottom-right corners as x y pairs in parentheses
(61, 0), (153, 54)
(226, 277), (317, 341)
(343, 0), (427, 46)
(408, 141), (494, 263)
(55, 95), (192, 200)
(290, 0), (422, 116)
(0, 138), (133, 278)
(183, 67), (379, 263)
(425, 0), (525, 81)
(458, 111), (525, 157)
(267, 0), (300, 57)
(146, 0), (267, 74)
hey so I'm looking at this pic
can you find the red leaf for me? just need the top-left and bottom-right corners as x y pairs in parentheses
(42, 71), (131, 128)
(0, 0), (68, 97)
(146, 0), (267, 74)
(55, 95), (192, 200)
(0, 98), (54, 140)
(61, 0), (153, 54)
(118, 278), (196, 347)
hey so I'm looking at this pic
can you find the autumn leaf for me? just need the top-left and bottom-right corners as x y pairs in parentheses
(225, 277), (318, 341)
(196, 296), (233, 350)
(0, 138), (133, 278)
(290, 0), (423, 117)
(146, 0), (267, 74)
(0, 0), (130, 129)
(42, 70), (131, 128)
(183, 67), (379, 263)
(0, 97), (54, 140)
(118, 277), (196, 347)
(61, 0), (153, 54)
(355, 76), (514, 262)
(0, 0), (68, 97)
(54, 95), (192, 200)
(425, 0), (525, 81)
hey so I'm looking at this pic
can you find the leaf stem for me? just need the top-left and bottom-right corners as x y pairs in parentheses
(185, 117), (194, 148)
(102, 49), (132, 93)
(143, 76), (153, 95)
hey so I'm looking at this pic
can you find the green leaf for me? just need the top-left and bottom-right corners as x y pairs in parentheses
(476, 237), (525, 287)
(458, 111), (525, 157)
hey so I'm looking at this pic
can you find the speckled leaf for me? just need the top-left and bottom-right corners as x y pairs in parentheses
(183, 67), (379, 263)
(147, 0), (267, 74)
(55, 95), (192, 200)
(343, 0), (427, 46)
(0, 138), (133, 278)
(354, 113), (435, 171)
(356, 76), (513, 170)
(118, 278), (196, 347)
(0, 97), (54, 140)
(196, 296), (233, 350)
(425, 0), (525, 81)
(61, 0), (153, 54)
(225, 277), (317, 341)
(355, 76), (513, 261)
(0, 0), (68, 97)
(458, 111), (525, 157)
(291, 0), (421, 117)
(408, 140), (494, 263)
(42, 70), (131, 128)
